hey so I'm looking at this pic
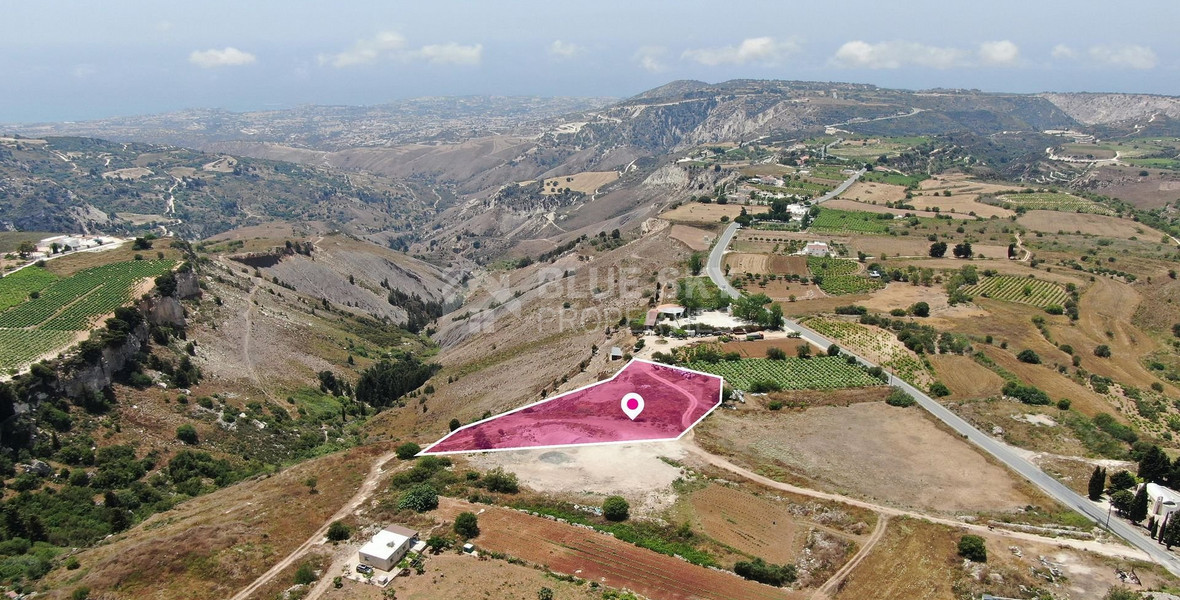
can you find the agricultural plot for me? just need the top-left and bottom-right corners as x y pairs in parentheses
(807, 256), (884, 295)
(803, 317), (932, 386)
(994, 192), (1114, 216)
(860, 170), (929, 188)
(961, 276), (1069, 309)
(808, 208), (894, 234)
(683, 356), (882, 391)
(0, 267), (59, 311)
(0, 260), (175, 371)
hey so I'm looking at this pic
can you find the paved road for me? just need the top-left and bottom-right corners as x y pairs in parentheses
(704, 170), (1180, 576)
(814, 168), (866, 204)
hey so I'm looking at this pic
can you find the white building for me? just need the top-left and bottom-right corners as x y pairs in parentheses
(804, 242), (829, 257)
(358, 525), (418, 571)
(1147, 483), (1180, 524)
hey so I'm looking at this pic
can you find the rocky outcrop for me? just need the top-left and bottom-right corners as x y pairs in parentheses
(1041, 92), (1180, 125)
(176, 270), (201, 300)
(138, 295), (186, 329)
(56, 323), (150, 398)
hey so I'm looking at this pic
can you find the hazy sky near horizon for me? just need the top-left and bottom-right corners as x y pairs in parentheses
(3, 0), (1178, 122)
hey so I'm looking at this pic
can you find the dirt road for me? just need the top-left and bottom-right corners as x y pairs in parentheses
(227, 450), (400, 600)
(812, 515), (888, 600)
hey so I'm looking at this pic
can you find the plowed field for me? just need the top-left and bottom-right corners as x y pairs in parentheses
(438, 499), (798, 600)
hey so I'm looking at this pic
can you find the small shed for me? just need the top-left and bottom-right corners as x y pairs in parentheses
(359, 525), (419, 571)
(656, 304), (685, 320)
(610, 346), (624, 360)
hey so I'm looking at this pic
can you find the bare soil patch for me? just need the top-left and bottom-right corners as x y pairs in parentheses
(725, 252), (769, 274)
(768, 255), (810, 276)
(383, 552), (602, 600)
(669, 224), (715, 251)
(844, 181), (909, 204)
(687, 484), (802, 564)
(101, 166), (153, 180)
(696, 403), (1033, 513)
(858, 283), (986, 322)
(909, 194), (1014, 218)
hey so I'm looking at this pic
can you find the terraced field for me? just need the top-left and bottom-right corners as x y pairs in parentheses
(962, 276), (1069, 309)
(684, 356), (882, 391)
(0, 260), (175, 372)
(802, 317), (932, 386)
(807, 256), (884, 295)
(994, 192), (1115, 216)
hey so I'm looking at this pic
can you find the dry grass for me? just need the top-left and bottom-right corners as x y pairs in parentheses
(542, 170), (619, 195)
(382, 552), (604, 600)
(928, 355), (1004, 400)
(41, 444), (390, 600)
(661, 202), (766, 224)
(1018, 211), (1161, 239)
(102, 167), (153, 180)
(724, 252), (769, 274)
(844, 181), (910, 205)
(668, 224), (715, 251)
(697, 403), (1035, 514)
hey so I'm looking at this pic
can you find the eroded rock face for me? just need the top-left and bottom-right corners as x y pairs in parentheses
(139, 295), (186, 329)
(176, 270), (202, 300)
(57, 323), (149, 398)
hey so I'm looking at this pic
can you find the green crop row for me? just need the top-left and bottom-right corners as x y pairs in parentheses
(0, 267), (59, 312)
(684, 356), (882, 391)
(0, 260), (175, 330)
(961, 276), (1068, 309)
(0, 329), (76, 372)
(808, 208), (894, 234)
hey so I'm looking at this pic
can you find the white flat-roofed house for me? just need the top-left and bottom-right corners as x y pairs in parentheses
(804, 242), (829, 257)
(358, 525), (418, 571)
(1147, 483), (1180, 525)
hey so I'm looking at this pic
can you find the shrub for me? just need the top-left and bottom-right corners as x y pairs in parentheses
(603, 496), (630, 522)
(1094, 344), (1112, 358)
(1016, 349), (1041, 364)
(454, 511), (480, 538)
(294, 562), (316, 585)
(395, 442), (421, 460)
(765, 347), (787, 360)
(749, 380), (782, 393)
(886, 388), (915, 407)
(72, 588), (91, 600)
(929, 382), (950, 397)
(795, 343), (812, 359)
(481, 467), (520, 494)
(768, 400), (783, 411)
(176, 424), (198, 445)
(957, 534), (987, 562)
(734, 557), (797, 586)
(827, 344), (840, 357)
(1056, 398), (1071, 410)
(909, 302), (930, 317)
(398, 484), (439, 512)
(327, 520), (351, 542)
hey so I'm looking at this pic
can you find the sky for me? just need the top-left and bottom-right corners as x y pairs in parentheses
(3, 0), (1178, 123)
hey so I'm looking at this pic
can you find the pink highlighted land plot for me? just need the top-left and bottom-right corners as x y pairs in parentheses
(421, 359), (723, 454)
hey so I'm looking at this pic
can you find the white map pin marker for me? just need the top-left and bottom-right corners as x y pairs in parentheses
(621, 392), (645, 420)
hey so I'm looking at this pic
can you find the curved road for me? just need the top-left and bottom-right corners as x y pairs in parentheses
(705, 173), (1180, 577)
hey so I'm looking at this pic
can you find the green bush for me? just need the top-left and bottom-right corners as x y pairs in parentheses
(176, 424), (198, 445)
(395, 442), (421, 460)
(294, 561), (316, 585)
(454, 511), (480, 538)
(603, 496), (630, 522)
(1016, 349), (1041, 364)
(957, 534), (987, 562)
(734, 557), (797, 586)
(398, 484), (439, 512)
(885, 388), (915, 407)
(1094, 344), (1112, 358)
(327, 521), (351, 542)
(765, 347), (786, 360)
(481, 467), (519, 493)
(928, 382), (950, 397)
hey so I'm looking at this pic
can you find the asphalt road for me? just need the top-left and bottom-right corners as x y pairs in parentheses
(704, 172), (1180, 576)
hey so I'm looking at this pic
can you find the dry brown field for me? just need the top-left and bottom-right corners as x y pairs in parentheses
(542, 170), (619, 194)
(435, 499), (799, 600)
(928, 355), (1004, 400)
(374, 552), (604, 600)
(669, 224), (715, 250)
(661, 202), (767, 224)
(844, 181), (909, 204)
(1018, 211), (1160, 239)
(688, 484), (804, 564)
(696, 403), (1034, 513)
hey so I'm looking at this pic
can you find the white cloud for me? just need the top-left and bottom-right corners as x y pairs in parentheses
(831, 40), (965, 69)
(634, 46), (668, 72)
(681, 36), (801, 66)
(978, 40), (1020, 66)
(1050, 44), (1077, 60)
(1087, 44), (1157, 70)
(318, 31), (406, 67)
(189, 47), (257, 68)
(548, 40), (583, 59)
(411, 43), (483, 66)
(73, 64), (98, 79)
(319, 32), (481, 68)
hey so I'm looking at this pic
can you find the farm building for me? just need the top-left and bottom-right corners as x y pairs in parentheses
(1146, 483), (1180, 524)
(656, 304), (685, 320)
(803, 242), (829, 257)
(358, 525), (418, 571)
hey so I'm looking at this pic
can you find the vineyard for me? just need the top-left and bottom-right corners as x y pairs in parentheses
(995, 192), (1114, 215)
(0, 267), (59, 311)
(0, 260), (175, 372)
(808, 208), (893, 234)
(807, 256), (884, 295)
(803, 317), (933, 386)
(961, 276), (1069, 309)
(683, 356), (882, 391)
